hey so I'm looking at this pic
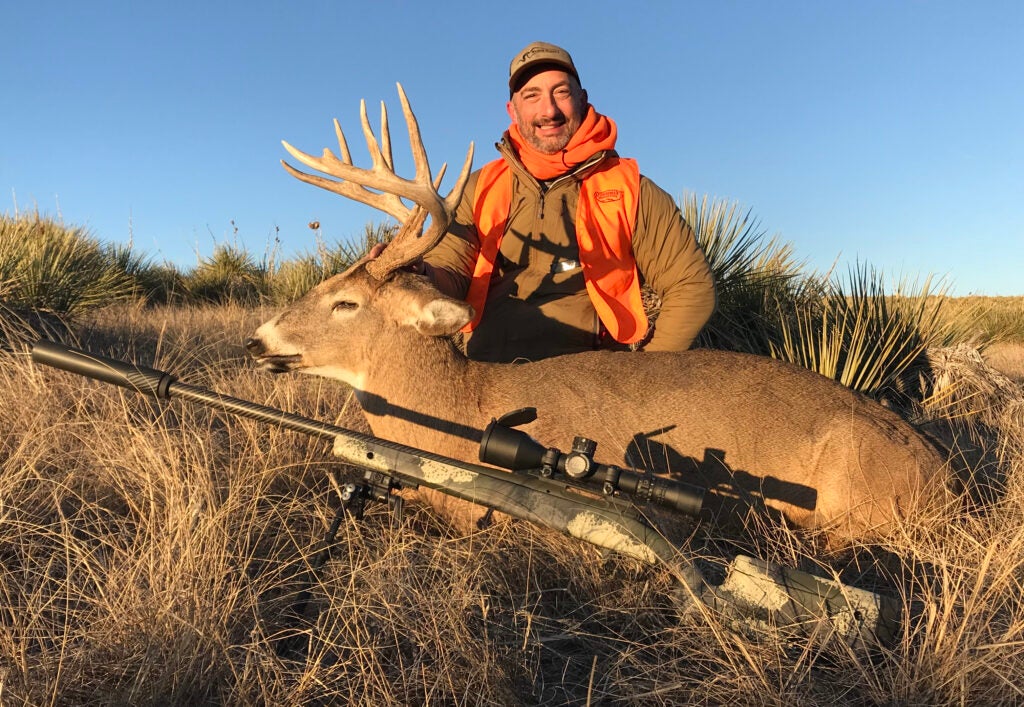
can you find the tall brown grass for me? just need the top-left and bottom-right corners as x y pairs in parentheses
(1, 303), (1022, 704)
(939, 296), (1024, 344)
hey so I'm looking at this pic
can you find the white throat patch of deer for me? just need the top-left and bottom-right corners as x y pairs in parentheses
(247, 85), (950, 544)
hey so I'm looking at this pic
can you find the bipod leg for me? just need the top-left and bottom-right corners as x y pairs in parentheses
(275, 469), (371, 658)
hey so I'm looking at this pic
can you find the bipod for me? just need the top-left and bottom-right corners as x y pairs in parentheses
(275, 467), (405, 658)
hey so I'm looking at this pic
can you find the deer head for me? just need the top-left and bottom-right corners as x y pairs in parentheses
(246, 84), (476, 386)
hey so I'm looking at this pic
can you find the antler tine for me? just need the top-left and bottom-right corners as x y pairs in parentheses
(378, 100), (394, 172)
(396, 83), (433, 188)
(280, 134), (411, 223)
(279, 89), (419, 223)
(333, 118), (352, 166)
(358, 98), (395, 176)
(363, 137), (475, 280)
(391, 82), (475, 219)
(445, 142), (476, 214)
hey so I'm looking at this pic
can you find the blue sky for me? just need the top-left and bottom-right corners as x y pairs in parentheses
(3, 1), (1021, 296)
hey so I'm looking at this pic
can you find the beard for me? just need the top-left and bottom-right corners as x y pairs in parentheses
(511, 107), (583, 155)
(520, 121), (573, 153)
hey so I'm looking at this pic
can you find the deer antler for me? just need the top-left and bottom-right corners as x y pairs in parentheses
(281, 83), (475, 279)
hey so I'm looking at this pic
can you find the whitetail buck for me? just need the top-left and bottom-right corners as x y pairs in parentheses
(247, 84), (949, 544)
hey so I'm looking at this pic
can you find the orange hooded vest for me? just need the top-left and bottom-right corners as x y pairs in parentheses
(462, 156), (649, 344)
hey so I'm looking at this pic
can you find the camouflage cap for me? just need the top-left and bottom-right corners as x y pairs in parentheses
(508, 41), (580, 94)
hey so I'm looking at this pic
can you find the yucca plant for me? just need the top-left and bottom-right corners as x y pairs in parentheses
(185, 243), (268, 306)
(267, 254), (324, 305)
(105, 242), (187, 305)
(680, 195), (979, 403)
(770, 266), (959, 398)
(312, 222), (392, 283)
(0, 212), (136, 315)
(683, 194), (815, 355)
(320, 222), (398, 269)
(264, 222), (399, 306)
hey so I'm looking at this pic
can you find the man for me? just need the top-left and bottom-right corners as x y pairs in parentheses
(421, 41), (716, 362)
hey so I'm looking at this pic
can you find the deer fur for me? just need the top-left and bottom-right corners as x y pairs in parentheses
(247, 261), (950, 545)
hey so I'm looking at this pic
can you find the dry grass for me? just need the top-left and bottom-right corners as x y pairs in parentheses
(984, 342), (1024, 383)
(1, 303), (1023, 704)
(938, 296), (1024, 345)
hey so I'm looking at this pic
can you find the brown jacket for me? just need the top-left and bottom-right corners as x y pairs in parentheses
(425, 136), (716, 362)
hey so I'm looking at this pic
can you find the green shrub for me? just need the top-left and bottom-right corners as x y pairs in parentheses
(685, 194), (817, 355)
(185, 243), (268, 306)
(0, 212), (136, 315)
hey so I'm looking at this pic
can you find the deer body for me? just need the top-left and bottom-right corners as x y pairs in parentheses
(248, 266), (947, 543)
(251, 84), (948, 544)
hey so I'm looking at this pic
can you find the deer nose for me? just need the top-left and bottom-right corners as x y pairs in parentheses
(244, 337), (265, 355)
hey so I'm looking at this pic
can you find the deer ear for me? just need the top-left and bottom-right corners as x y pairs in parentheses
(412, 297), (473, 336)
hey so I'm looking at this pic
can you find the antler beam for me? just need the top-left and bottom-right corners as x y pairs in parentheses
(281, 83), (475, 279)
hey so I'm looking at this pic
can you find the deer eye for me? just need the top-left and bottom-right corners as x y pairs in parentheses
(332, 300), (359, 313)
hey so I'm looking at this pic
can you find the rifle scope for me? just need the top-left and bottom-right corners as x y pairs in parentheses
(479, 417), (705, 517)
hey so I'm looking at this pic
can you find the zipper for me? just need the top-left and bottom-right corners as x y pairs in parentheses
(495, 139), (608, 223)
(495, 140), (609, 192)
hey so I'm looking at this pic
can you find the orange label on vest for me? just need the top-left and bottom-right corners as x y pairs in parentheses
(595, 189), (623, 203)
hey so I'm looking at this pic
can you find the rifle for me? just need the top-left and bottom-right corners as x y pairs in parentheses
(30, 339), (899, 648)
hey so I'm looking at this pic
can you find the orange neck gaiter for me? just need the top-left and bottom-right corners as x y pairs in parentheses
(508, 106), (617, 180)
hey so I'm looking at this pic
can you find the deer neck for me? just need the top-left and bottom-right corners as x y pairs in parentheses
(353, 332), (487, 458)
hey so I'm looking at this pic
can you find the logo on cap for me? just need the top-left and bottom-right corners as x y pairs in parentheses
(517, 46), (559, 66)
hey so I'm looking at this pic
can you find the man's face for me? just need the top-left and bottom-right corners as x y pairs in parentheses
(507, 69), (588, 154)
